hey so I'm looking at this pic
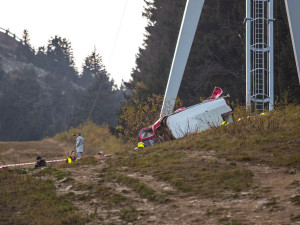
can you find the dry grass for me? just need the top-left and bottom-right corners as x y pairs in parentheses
(0, 139), (69, 165)
(106, 150), (253, 197)
(0, 170), (86, 225)
(157, 105), (300, 168)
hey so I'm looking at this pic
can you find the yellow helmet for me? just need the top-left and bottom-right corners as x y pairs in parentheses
(138, 142), (144, 148)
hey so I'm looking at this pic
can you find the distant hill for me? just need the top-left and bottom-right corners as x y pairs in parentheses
(0, 30), (124, 141)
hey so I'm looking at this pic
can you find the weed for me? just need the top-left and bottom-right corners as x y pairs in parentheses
(120, 207), (139, 223)
(113, 173), (168, 203)
(36, 167), (71, 180)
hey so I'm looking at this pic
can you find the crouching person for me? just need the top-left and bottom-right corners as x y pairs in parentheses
(35, 156), (46, 168)
(66, 151), (77, 163)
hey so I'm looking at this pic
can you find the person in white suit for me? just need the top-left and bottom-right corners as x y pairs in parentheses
(75, 133), (84, 159)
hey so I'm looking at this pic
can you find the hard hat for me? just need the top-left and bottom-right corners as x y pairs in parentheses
(221, 121), (226, 125)
(138, 142), (144, 148)
(260, 113), (265, 116)
(238, 118), (242, 121)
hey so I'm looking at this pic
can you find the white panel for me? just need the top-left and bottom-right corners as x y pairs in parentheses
(285, 0), (300, 83)
(160, 0), (206, 117)
(166, 98), (232, 139)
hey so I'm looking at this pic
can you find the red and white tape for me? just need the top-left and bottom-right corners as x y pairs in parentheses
(0, 159), (66, 169)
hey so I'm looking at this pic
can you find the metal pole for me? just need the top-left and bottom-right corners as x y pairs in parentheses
(284, 0), (300, 84)
(246, 0), (252, 108)
(269, 0), (274, 110)
(160, 0), (205, 117)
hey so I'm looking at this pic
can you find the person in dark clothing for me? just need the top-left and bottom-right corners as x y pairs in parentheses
(35, 156), (46, 168)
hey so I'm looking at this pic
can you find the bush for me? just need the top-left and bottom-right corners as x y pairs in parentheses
(117, 94), (182, 142)
(54, 121), (125, 155)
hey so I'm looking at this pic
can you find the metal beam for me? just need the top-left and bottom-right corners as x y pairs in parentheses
(246, 0), (251, 108)
(285, 0), (300, 83)
(269, 0), (274, 110)
(160, 0), (205, 117)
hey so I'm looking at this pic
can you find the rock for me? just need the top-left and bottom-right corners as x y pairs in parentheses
(163, 186), (172, 191)
(110, 210), (120, 214)
(257, 200), (268, 205)
(289, 169), (297, 174)
(59, 177), (67, 183)
(65, 185), (72, 191)
(149, 216), (157, 221)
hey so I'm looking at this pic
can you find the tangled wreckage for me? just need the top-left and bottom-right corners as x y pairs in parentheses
(139, 88), (234, 146)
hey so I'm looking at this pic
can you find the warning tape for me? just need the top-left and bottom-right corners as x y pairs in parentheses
(0, 159), (66, 169)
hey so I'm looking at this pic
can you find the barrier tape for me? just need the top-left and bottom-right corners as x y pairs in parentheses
(0, 159), (66, 169)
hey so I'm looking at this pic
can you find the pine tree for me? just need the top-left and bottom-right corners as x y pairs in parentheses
(72, 49), (124, 127)
(80, 48), (107, 88)
(46, 35), (78, 79)
(126, 0), (299, 106)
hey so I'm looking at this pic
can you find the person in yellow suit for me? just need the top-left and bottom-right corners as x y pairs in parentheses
(137, 142), (144, 149)
(66, 151), (78, 163)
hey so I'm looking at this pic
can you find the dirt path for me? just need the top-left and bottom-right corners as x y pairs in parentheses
(48, 156), (300, 225)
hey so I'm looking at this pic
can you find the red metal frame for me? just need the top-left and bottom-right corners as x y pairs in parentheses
(139, 116), (165, 142)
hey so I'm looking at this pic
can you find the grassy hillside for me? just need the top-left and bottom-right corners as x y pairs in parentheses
(1, 105), (299, 224)
(0, 139), (70, 165)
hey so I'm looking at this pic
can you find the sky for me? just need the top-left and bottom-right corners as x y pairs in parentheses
(0, 0), (148, 86)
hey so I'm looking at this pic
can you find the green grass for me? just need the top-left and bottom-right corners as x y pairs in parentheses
(0, 170), (86, 225)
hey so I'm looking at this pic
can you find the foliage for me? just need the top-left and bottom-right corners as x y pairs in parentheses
(72, 49), (124, 127)
(117, 94), (182, 142)
(126, 0), (300, 107)
(0, 32), (124, 141)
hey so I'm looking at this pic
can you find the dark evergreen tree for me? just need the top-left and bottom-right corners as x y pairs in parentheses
(126, 0), (299, 106)
(16, 29), (35, 62)
(73, 50), (124, 126)
(46, 35), (78, 79)
(80, 48), (106, 88)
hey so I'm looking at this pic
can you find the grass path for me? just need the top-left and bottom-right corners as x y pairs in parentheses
(34, 154), (300, 225)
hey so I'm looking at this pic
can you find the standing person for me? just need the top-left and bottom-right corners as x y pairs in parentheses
(66, 151), (77, 163)
(76, 133), (84, 159)
(35, 156), (46, 168)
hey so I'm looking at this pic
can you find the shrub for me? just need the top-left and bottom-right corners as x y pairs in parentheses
(54, 121), (125, 155)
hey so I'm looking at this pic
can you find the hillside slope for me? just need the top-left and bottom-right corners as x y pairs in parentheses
(1, 105), (299, 224)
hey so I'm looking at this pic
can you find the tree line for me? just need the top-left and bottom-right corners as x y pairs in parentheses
(0, 31), (124, 141)
(1, 0), (299, 142)
(125, 0), (300, 106)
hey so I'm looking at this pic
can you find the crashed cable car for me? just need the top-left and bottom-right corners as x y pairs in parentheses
(139, 88), (234, 146)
